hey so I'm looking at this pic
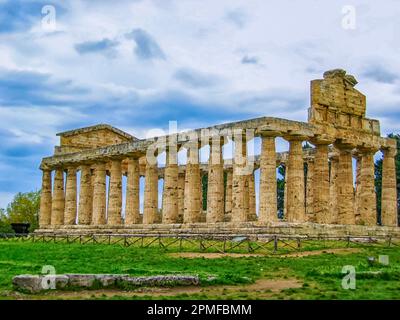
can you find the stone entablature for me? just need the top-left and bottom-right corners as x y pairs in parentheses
(37, 70), (399, 234)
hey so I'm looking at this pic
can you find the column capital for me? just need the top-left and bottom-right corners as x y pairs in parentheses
(356, 146), (379, 156)
(310, 135), (335, 145)
(284, 134), (309, 142)
(334, 139), (358, 152)
(65, 164), (78, 171)
(334, 141), (357, 152)
(382, 147), (397, 158)
(125, 155), (140, 162)
(52, 165), (65, 171)
(259, 130), (280, 138)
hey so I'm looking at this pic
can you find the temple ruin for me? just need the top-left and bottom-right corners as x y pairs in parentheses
(36, 70), (399, 237)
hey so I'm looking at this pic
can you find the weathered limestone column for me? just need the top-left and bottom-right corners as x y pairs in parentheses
(143, 158), (159, 224)
(200, 172), (206, 215)
(248, 172), (257, 221)
(224, 169), (233, 217)
(207, 137), (225, 223)
(305, 159), (315, 222)
(357, 149), (377, 226)
(125, 158), (141, 224)
(313, 142), (331, 224)
(335, 145), (355, 225)
(64, 167), (77, 225)
(329, 154), (339, 224)
(108, 159), (123, 225)
(354, 154), (362, 224)
(184, 142), (202, 223)
(286, 138), (306, 223)
(78, 164), (93, 225)
(232, 134), (249, 223)
(243, 175), (250, 219)
(381, 147), (398, 226)
(39, 169), (52, 226)
(177, 172), (185, 223)
(92, 162), (107, 225)
(163, 147), (179, 224)
(259, 135), (278, 224)
(51, 168), (65, 226)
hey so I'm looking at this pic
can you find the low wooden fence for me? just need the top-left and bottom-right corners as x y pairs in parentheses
(1, 233), (399, 254)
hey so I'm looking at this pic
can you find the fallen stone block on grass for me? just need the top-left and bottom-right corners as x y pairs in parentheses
(117, 275), (200, 288)
(13, 275), (69, 293)
(12, 274), (200, 293)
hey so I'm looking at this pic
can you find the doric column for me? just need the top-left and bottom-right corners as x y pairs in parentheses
(163, 147), (179, 223)
(143, 157), (159, 224)
(64, 167), (77, 225)
(201, 172), (206, 214)
(224, 169), (233, 217)
(125, 158), (141, 224)
(207, 137), (224, 223)
(313, 142), (331, 224)
(108, 159), (122, 225)
(259, 135), (278, 224)
(232, 134), (249, 222)
(329, 154), (339, 224)
(286, 138), (306, 223)
(39, 169), (52, 226)
(305, 158), (315, 222)
(177, 172), (185, 223)
(356, 148), (378, 226)
(335, 144), (355, 225)
(51, 168), (65, 226)
(92, 162), (107, 225)
(381, 147), (398, 226)
(78, 164), (93, 225)
(243, 175), (250, 219)
(184, 142), (202, 223)
(248, 172), (257, 221)
(354, 154), (362, 223)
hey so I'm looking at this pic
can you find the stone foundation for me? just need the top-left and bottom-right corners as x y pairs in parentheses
(35, 221), (400, 239)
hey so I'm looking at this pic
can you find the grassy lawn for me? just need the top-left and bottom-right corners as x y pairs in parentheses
(0, 238), (399, 300)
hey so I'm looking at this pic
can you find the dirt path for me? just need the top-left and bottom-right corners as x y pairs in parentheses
(169, 248), (361, 259)
(279, 248), (361, 258)
(169, 252), (265, 259)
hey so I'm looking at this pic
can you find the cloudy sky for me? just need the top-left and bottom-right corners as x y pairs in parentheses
(0, 0), (399, 208)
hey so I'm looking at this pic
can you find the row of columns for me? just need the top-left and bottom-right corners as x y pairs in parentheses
(39, 135), (398, 228)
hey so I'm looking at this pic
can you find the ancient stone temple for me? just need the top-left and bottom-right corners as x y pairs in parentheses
(37, 70), (399, 237)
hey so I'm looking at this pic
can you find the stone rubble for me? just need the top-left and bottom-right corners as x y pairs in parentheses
(12, 274), (200, 293)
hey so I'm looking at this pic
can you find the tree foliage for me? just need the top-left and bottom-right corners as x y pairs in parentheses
(0, 208), (13, 233)
(2, 190), (41, 232)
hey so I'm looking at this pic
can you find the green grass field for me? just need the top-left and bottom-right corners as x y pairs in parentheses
(0, 238), (399, 300)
